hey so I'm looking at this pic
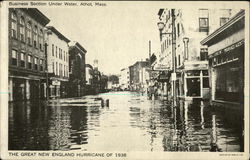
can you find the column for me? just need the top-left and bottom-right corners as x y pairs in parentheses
(9, 78), (13, 101)
(200, 70), (203, 98)
(184, 73), (187, 98)
(211, 68), (216, 101)
(25, 79), (30, 100)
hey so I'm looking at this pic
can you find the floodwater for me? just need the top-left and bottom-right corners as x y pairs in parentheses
(9, 91), (244, 151)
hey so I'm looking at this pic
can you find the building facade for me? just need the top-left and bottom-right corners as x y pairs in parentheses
(157, 8), (239, 100)
(68, 41), (87, 97)
(85, 64), (94, 94)
(9, 8), (50, 101)
(120, 68), (130, 90)
(45, 26), (70, 98)
(129, 60), (149, 91)
(201, 10), (245, 108)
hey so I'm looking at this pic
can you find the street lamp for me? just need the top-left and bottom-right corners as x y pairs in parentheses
(157, 22), (172, 41)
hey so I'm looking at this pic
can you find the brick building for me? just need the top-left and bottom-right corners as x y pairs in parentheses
(8, 8), (50, 101)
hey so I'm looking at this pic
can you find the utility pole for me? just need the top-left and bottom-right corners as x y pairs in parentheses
(171, 9), (177, 107)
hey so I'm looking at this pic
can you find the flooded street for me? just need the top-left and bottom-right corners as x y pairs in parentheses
(9, 91), (244, 152)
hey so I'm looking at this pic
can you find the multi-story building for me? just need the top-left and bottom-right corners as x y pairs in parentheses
(45, 26), (70, 98)
(119, 67), (130, 90)
(129, 60), (149, 91)
(8, 8), (50, 101)
(157, 8), (239, 100)
(201, 10), (245, 108)
(68, 41), (87, 97)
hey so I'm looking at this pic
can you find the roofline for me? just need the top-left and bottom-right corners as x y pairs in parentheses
(21, 8), (50, 26)
(201, 9), (245, 45)
(46, 26), (70, 43)
(70, 41), (87, 53)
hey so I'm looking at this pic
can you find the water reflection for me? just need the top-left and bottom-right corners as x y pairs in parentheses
(9, 92), (243, 152)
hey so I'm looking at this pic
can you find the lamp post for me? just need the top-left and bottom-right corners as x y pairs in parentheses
(157, 9), (177, 107)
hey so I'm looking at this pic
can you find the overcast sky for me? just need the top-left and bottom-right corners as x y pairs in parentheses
(40, 4), (161, 75)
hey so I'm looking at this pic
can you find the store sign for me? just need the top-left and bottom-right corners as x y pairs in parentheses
(52, 81), (60, 86)
(209, 39), (244, 58)
(154, 64), (170, 71)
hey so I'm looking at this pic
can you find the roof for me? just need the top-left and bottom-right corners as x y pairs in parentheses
(85, 64), (93, 69)
(201, 10), (245, 46)
(21, 8), (50, 26)
(46, 26), (70, 43)
(69, 41), (87, 53)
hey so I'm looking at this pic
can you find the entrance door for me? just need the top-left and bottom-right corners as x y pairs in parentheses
(186, 78), (200, 97)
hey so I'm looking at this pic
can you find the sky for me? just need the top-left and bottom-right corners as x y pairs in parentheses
(39, 3), (161, 75)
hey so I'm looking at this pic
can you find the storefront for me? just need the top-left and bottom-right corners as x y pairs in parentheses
(209, 40), (244, 103)
(201, 10), (245, 107)
(182, 61), (210, 100)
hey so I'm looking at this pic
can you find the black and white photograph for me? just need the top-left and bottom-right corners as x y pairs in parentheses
(0, 1), (249, 160)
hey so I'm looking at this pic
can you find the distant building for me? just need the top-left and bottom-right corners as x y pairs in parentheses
(201, 10), (245, 108)
(8, 8), (50, 101)
(45, 26), (70, 98)
(120, 68), (130, 90)
(68, 41), (87, 97)
(129, 60), (149, 91)
(157, 8), (240, 100)
(85, 64), (94, 94)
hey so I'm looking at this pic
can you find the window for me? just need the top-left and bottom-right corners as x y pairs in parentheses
(39, 29), (43, 50)
(220, 17), (229, 26)
(27, 22), (32, 45)
(56, 62), (58, 75)
(52, 62), (54, 74)
(11, 50), (17, 66)
(203, 77), (209, 88)
(20, 17), (25, 42)
(199, 9), (209, 32)
(52, 44), (54, 56)
(40, 59), (43, 71)
(56, 46), (57, 57)
(34, 57), (38, 70)
(200, 48), (208, 60)
(220, 9), (231, 26)
(177, 23), (180, 37)
(178, 55), (180, 66)
(11, 12), (17, 38)
(33, 26), (38, 48)
(20, 52), (25, 67)
(28, 55), (32, 69)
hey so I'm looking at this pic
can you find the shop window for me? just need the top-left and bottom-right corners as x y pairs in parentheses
(186, 78), (201, 96)
(11, 50), (17, 66)
(203, 77), (209, 88)
(11, 12), (17, 38)
(202, 70), (208, 76)
(28, 55), (32, 69)
(20, 52), (25, 67)
(19, 17), (25, 42)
